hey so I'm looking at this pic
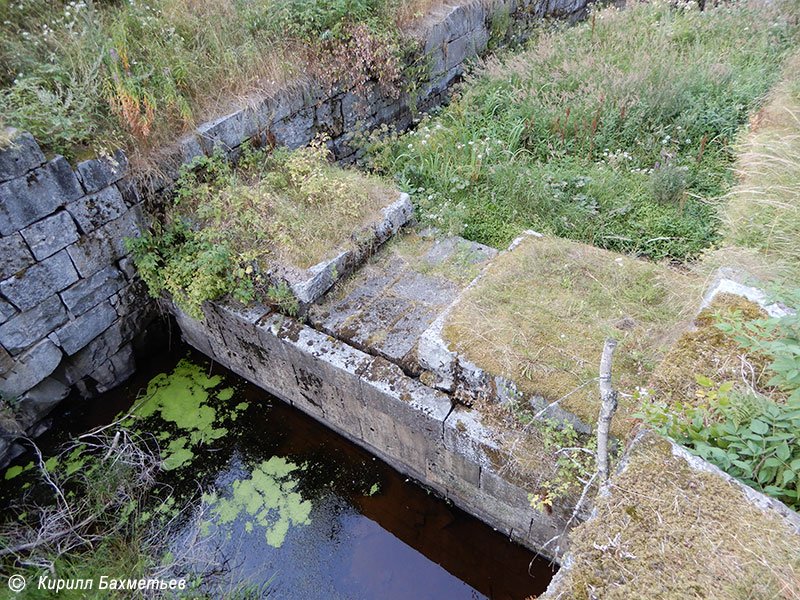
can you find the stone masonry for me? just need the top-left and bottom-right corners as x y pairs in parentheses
(0, 131), (159, 463)
(0, 0), (588, 463)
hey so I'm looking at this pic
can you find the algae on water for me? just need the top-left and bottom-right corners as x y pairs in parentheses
(204, 456), (312, 548)
(129, 359), (245, 470)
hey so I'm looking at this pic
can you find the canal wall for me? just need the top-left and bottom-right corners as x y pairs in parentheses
(0, 0), (588, 460)
(172, 299), (576, 560)
(0, 135), (160, 460)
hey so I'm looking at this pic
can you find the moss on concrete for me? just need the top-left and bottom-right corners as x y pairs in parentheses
(544, 430), (800, 600)
(443, 235), (700, 438)
(650, 293), (774, 405)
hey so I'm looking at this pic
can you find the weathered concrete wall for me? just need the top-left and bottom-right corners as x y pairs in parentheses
(0, 131), (160, 459)
(172, 299), (576, 561)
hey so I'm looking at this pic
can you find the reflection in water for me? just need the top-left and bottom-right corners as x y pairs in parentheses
(7, 346), (556, 599)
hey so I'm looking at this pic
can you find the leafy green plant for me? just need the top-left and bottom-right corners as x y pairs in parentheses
(649, 160), (687, 205)
(716, 288), (800, 402)
(641, 378), (800, 510)
(128, 140), (389, 319)
(528, 419), (598, 512)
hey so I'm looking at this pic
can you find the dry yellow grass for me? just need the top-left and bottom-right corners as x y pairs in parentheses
(543, 431), (800, 600)
(443, 234), (702, 438)
(710, 51), (800, 281)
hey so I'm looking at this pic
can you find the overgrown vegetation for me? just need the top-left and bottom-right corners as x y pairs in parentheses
(363, 0), (800, 260)
(642, 288), (800, 510)
(721, 54), (800, 280)
(546, 432), (800, 600)
(128, 141), (392, 319)
(443, 234), (699, 438)
(0, 0), (437, 160)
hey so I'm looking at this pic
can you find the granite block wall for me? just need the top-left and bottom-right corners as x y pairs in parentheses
(0, 132), (159, 461)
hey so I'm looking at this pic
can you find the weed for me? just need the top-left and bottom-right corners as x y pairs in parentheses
(0, 0), (433, 160)
(364, 0), (800, 260)
(128, 140), (392, 318)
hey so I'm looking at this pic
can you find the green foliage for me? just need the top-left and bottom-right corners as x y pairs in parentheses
(0, 0), (418, 156)
(363, 0), (800, 260)
(127, 220), (256, 320)
(527, 418), (597, 512)
(269, 0), (391, 43)
(641, 378), (800, 511)
(649, 160), (687, 206)
(128, 141), (385, 318)
(716, 288), (800, 403)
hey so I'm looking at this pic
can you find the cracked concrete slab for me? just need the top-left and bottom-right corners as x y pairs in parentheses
(309, 228), (497, 371)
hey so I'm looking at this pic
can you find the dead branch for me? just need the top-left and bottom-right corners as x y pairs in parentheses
(597, 337), (618, 482)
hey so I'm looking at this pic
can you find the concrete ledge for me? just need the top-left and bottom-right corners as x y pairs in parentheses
(171, 297), (576, 561)
(278, 193), (414, 310)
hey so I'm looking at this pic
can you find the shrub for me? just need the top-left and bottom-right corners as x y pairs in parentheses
(649, 160), (687, 206)
(128, 141), (390, 318)
(642, 379), (800, 510)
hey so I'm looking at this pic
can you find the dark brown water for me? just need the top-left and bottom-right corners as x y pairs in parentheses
(3, 344), (556, 599)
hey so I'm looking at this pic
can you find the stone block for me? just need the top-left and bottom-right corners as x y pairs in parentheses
(442, 4), (471, 40)
(390, 271), (459, 307)
(66, 185), (128, 233)
(426, 444), (482, 492)
(109, 280), (151, 319)
(375, 194), (414, 244)
(0, 129), (45, 182)
(60, 265), (125, 316)
(316, 97), (344, 138)
(0, 250), (79, 311)
(178, 134), (204, 168)
(76, 149), (128, 194)
(445, 34), (473, 71)
(20, 210), (80, 260)
(60, 316), (127, 384)
(271, 107), (315, 151)
(117, 255), (137, 280)
(474, 470), (539, 538)
(173, 307), (217, 360)
(0, 298), (15, 325)
(197, 109), (255, 155)
(53, 301), (118, 355)
(0, 233), (35, 280)
(265, 89), (307, 124)
(0, 295), (68, 355)
(67, 208), (143, 277)
(0, 156), (83, 235)
(359, 407), (400, 458)
(278, 321), (371, 430)
(116, 178), (141, 208)
(360, 357), (451, 439)
(443, 405), (502, 469)
(91, 342), (135, 393)
(18, 376), (69, 427)
(0, 339), (62, 396)
(374, 304), (438, 362)
(424, 21), (448, 55)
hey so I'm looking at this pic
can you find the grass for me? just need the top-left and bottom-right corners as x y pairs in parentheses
(364, 0), (800, 261)
(129, 141), (394, 319)
(442, 234), (700, 438)
(545, 431), (800, 600)
(0, 0), (442, 163)
(714, 52), (800, 281)
(649, 293), (775, 406)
